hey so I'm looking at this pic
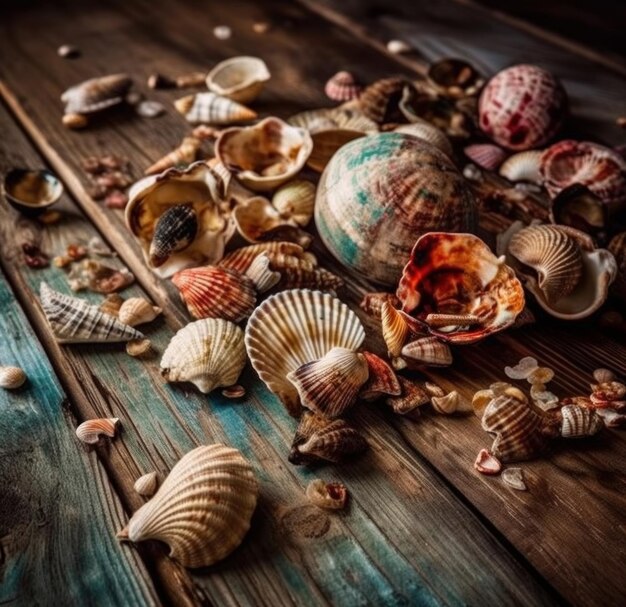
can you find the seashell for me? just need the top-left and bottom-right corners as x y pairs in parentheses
(274, 263), (344, 292)
(504, 356), (538, 380)
(595, 409), (626, 428)
(359, 351), (401, 401)
(174, 92), (257, 125)
(560, 405), (603, 438)
(136, 100), (165, 119)
(401, 336), (453, 367)
(381, 301), (410, 357)
(502, 467), (527, 491)
(425, 382), (445, 398)
(472, 390), (495, 418)
(206, 56), (270, 104)
(482, 395), (559, 462)
(306, 479), (348, 510)
(397, 233), (525, 344)
(540, 140), (626, 206)
(608, 231), (626, 300)
(527, 367), (555, 385)
(3, 168), (64, 217)
(463, 143), (507, 171)
(244, 253), (281, 293)
(222, 385), (246, 399)
(118, 445), (258, 568)
(126, 338), (153, 358)
(219, 242), (314, 274)
(474, 449), (501, 475)
(425, 313), (480, 329)
(499, 151), (543, 183)
(216, 118), (313, 191)
(289, 411), (367, 465)
(61, 74), (132, 115)
(593, 368), (615, 384)
(360, 292), (400, 317)
(126, 162), (235, 278)
(478, 64), (567, 151)
(58, 44), (80, 59)
(172, 265), (256, 322)
(324, 71), (362, 102)
(286, 347), (368, 418)
(271, 180), (316, 227)
(76, 418), (119, 444)
(118, 297), (162, 327)
(148, 203), (199, 267)
(213, 25), (232, 40)
(549, 184), (607, 236)
(428, 58), (484, 98)
(66, 259), (134, 294)
(0, 366), (27, 389)
(385, 376), (430, 416)
(233, 196), (298, 243)
(386, 40), (411, 55)
(99, 293), (124, 317)
(246, 289), (365, 416)
(62, 113), (89, 129)
(316, 133), (477, 286)
(175, 72), (209, 88)
(431, 390), (460, 414)
(134, 472), (159, 497)
(393, 122), (453, 157)
(144, 137), (201, 176)
(160, 319), (246, 394)
(40, 283), (143, 344)
(590, 381), (626, 402)
(359, 77), (410, 123)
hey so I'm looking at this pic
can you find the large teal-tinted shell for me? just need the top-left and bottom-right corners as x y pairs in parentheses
(314, 133), (477, 286)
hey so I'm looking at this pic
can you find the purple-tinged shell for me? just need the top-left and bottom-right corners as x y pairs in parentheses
(463, 143), (507, 171)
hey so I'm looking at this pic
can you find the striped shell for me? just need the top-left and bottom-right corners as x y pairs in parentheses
(401, 336), (453, 367)
(478, 64), (567, 150)
(360, 292), (400, 317)
(464, 143), (507, 171)
(286, 347), (369, 418)
(76, 418), (119, 444)
(385, 376), (430, 416)
(245, 289), (365, 415)
(499, 151), (543, 183)
(394, 122), (453, 157)
(359, 351), (401, 400)
(219, 242), (314, 273)
(119, 445), (258, 568)
(160, 319), (246, 393)
(324, 71), (362, 102)
(271, 180), (316, 227)
(206, 56), (270, 104)
(431, 391), (460, 414)
(118, 297), (162, 327)
(149, 204), (199, 267)
(174, 92), (257, 125)
(359, 77), (409, 123)
(40, 283), (143, 344)
(381, 302), (410, 357)
(62, 74), (132, 115)
(560, 405), (603, 438)
(315, 133), (477, 286)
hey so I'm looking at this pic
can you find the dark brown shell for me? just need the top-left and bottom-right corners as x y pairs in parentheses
(359, 77), (410, 123)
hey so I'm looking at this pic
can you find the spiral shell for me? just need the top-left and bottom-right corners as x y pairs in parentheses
(359, 351), (401, 401)
(463, 143), (507, 171)
(206, 56), (270, 104)
(381, 301), (410, 358)
(118, 297), (162, 327)
(499, 151), (543, 183)
(272, 180), (316, 227)
(148, 204), (199, 268)
(324, 71), (362, 102)
(144, 137), (202, 176)
(560, 405), (603, 438)
(76, 418), (119, 444)
(431, 391), (460, 415)
(360, 292), (400, 317)
(134, 472), (159, 497)
(401, 337), (453, 367)
(119, 445), (258, 568)
(160, 319), (246, 394)
(0, 366), (27, 389)
(174, 92), (257, 125)
(245, 289), (365, 415)
(359, 77), (409, 123)
(62, 74), (132, 115)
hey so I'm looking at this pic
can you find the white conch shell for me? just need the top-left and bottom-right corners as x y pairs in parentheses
(174, 92), (257, 125)
(160, 319), (246, 394)
(0, 366), (27, 389)
(118, 297), (162, 326)
(206, 56), (270, 104)
(76, 418), (119, 444)
(119, 445), (258, 568)
(245, 289), (365, 416)
(271, 180), (316, 227)
(134, 472), (159, 497)
(40, 283), (143, 344)
(499, 151), (543, 183)
(394, 121), (453, 158)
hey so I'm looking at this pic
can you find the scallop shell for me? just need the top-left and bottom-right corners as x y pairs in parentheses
(160, 319), (246, 393)
(172, 266), (256, 322)
(393, 122), (453, 157)
(463, 143), (507, 171)
(40, 283), (143, 344)
(359, 351), (401, 401)
(288, 411), (367, 465)
(245, 289), (365, 415)
(174, 92), (257, 125)
(76, 418), (119, 444)
(385, 376), (430, 416)
(431, 391), (460, 414)
(118, 445), (258, 568)
(271, 180), (316, 227)
(401, 337), (453, 367)
(233, 196), (297, 243)
(324, 71), (362, 102)
(499, 151), (543, 183)
(359, 77), (409, 123)
(397, 233), (525, 344)
(62, 74), (132, 115)
(216, 118), (313, 191)
(134, 472), (159, 497)
(478, 64), (567, 150)
(118, 297), (162, 326)
(560, 405), (603, 438)
(0, 366), (27, 389)
(144, 137), (202, 176)
(306, 479), (348, 509)
(206, 56), (270, 104)
(286, 347), (368, 418)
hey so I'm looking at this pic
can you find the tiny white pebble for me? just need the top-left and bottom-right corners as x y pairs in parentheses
(386, 39), (411, 54)
(463, 164), (482, 182)
(136, 100), (165, 118)
(213, 25), (232, 40)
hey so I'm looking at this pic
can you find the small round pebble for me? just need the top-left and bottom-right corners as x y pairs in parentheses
(58, 44), (80, 59)
(213, 25), (232, 40)
(386, 39), (411, 54)
(136, 100), (165, 118)
(62, 113), (88, 129)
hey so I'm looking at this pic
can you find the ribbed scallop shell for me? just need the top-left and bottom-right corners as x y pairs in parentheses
(206, 56), (270, 104)
(286, 347), (369, 418)
(174, 92), (257, 125)
(118, 297), (162, 327)
(499, 151), (543, 183)
(219, 242), (313, 273)
(324, 71), (362, 102)
(62, 74), (132, 114)
(560, 405), (603, 438)
(145, 137), (201, 176)
(40, 283), (143, 344)
(119, 445), (258, 568)
(394, 122), (453, 157)
(245, 289), (365, 415)
(160, 319), (246, 393)
(359, 351), (401, 400)
(478, 64), (567, 150)
(508, 225), (583, 304)
(401, 336), (453, 367)
(76, 418), (119, 444)
(272, 180), (316, 227)
(0, 366), (27, 389)
(463, 143), (507, 171)
(359, 77), (409, 123)
(134, 472), (159, 497)
(288, 106), (377, 136)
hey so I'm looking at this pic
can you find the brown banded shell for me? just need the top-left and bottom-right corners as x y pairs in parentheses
(174, 92), (257, 125)
(463, 143), (507, 171)
(118, 297), (162, 327)
(144, 137), (201, 176)
(62, 74), (132, 115)
(306, 479), (348, 510)
(385, 376), (430, 416)
(359, 352), (402, 401)
(99, 293), (124, 317)
(560, 405), (603, 438)
(499, 151), (543, 183)
(76, 418), (119, 444)
(381, 301), (410, 357)
(431, 390), (460, 414)
(360, 292), (401, 317)
(206, 56), (270, 104)
(359, 77), (410, 123)
(401, 336), (453, 367)
(0, 366), (27, 389)
(324, 71), (362, 102)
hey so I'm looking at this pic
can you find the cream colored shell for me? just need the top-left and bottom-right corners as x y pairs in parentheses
(118, 297), (162, 326)
(0, 366), (27, 389)
(206, 56), (270, 104)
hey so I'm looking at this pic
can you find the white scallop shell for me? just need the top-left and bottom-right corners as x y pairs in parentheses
(76, 418), (119, 444)
(499, 151), (543, 183)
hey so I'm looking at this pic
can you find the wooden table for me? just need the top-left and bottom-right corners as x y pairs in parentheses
(0, 1), (625, 605)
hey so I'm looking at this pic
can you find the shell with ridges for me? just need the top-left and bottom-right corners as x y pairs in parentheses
(219, 242), (313, 273)
(401, 336), (453, 367)
(385, 376), (429, 416)
(499, 151), (543, 183)
(272, 180), (316, 227)
(76, 418), (119, 444)
(149, 204), (199, 267)
(463, 143), (507, 171)
(174, 92), (257, 125)
(160, 319), (246, 393)
(359, 77), (409, 123)
(233, 196), (297, 243)
(244, 253), (281, 293)
(359, 351), (401, 400)
(381, 301), (410, 357)
(0, 366), (27, 389)
(431, 391), (460, 414)
(144, 137), (201, 176)
(360, 292), (400, 318)
(134, 472), (159, 497)
(325, 71), (362, 102)
(394, 122), (453, 158)
(62, 74), (132, 115)
(206, 56), (270, 104)
(560, 405), (603, 438)
(119, 445), (258, 568)
(118, 297), (162, 327)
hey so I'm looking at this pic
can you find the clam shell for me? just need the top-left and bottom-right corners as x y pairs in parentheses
(394, 122), (453, 157)
(560, 404), (603, 438)
(40, 282), (143, 344)
(160, 319), (246, 393)
(118, 297), (162, 326)
(324, 71), (362, 102)
(233, 196), (297, 243)
(385, 376), (430, 416)
(359, 77), (409, 123)
(0, 366), (27, 389)
(306, 480), (348, 510)
(174, 92), (257, 125)
(359, 351), (401, 401)
(271, 180), (316, 227)
(119, 445), (258, 568)
(62, 74), (132, 115)
(478, 64), (567, 150)
(499, 151), (543, 183)
(474, 449), (501, 475)
(148, 204), (199, 268)
(245, 289), (365, 415)
(134, 472), (159, 497)
(286, 347), (368, 418)
(144, 137), (201, 176)
(76, 418), (119, 444)
(206, 56), (270, 104)
(463, 143), (507, 171)
(401, 337), (453, 367)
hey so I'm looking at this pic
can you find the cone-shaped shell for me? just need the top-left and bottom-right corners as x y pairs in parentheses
(118, 297), (162, 326)
(359, 351), (401, 400)
(272, 180), (316, 227)
(145, 137), (202, 176)
(324, 71), (362, 102)
(286, 347), (369, 418)
(499, 151), (543, 183)
(62, 74), (132, 115)
(464, 143), (507, 171)
(206, 56), (270, 104)
(40, 283), (143, 344)
(560, 405), (603, 438)
(401, 336), (453, 367)
(76, 418), (119, 444)
(0, 366), (27, 389)
(160, 319), (246, 393)
(172, 266), (256, 322)
(245, 289), (365, 415)
(174, 92), (257, 125)
(148, 204), (199, 267)
(119, 445), (258, 568)
(381, 301), (409, 357)
(394, 122), (453, 158)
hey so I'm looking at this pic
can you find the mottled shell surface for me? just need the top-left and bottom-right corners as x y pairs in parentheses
(478, 64), (567, 150)
(121, 445), (258, 568)
(206, 56), (270, 104)
(148, 204), (198, 267)
(397, 233), (525, 343)
(174, 92), (257, 125)
(315, 133), (477, 286)
(160, 319), (246, 393)
(245, 289), (365, 415)
(219, 242), (314, 273)
(62, 74), (132, 114)
(325, 71), (362, 102)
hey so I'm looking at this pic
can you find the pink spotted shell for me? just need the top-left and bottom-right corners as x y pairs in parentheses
(478, 64), (567, 151)
(324, 71), (362, 102)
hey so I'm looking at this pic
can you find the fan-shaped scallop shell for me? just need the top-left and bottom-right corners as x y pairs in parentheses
(287, 347), (368, 418)
(76, 418), (119, 444)
(499, 151), (543, 183)
(118, 297), (162, 326)
(62, 74), (132, 115)
(40, 282), (143, 344)
(324, 71), (362, 102)
(272, 180), (316, 227)
(0, 366), (27, 389)
(560, 404), (603, 438)
(206, 56), (270, 104)
(160, 319), (246, 393)
(119, 445), (258, 568)
(245, 289), (365, 415)
(174, 92), (257, 125)
(463, 143), (507, 171)
(359, 351), (401, 400)
(394, 122), (453, 157)
(359, 77), (410, 123)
